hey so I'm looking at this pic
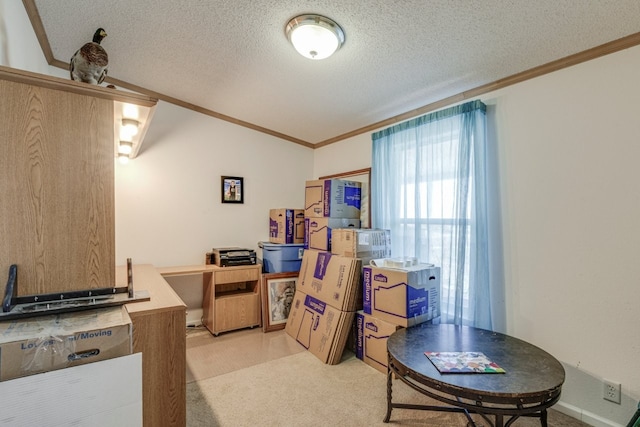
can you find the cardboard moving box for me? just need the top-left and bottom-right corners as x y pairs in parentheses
(331, 228), (392, 264)
(355, 311), (402, 374)
(305, 179), (361, 219)
(297, 249), (361, 312)
(363, 264), (441, 327)
(0, 306), (133, 381)
(269, 209), (305, 244)
(304, 217), (360, 251)
(285, 289), (354, 365)
(330, 228), (390, 311)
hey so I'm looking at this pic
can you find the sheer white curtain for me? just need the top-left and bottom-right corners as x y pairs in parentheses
(371, 100), (498, 330)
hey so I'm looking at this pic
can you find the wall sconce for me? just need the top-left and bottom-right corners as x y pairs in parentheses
(285, 14), (345, 60)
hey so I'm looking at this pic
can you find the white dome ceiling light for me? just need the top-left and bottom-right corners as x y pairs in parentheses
(285, 14), (345, 60)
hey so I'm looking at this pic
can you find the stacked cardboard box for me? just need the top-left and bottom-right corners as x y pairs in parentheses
(0, 306), (132, 381)
(296, 249), (361, 311)
(303, 179), (362, 251)
(281, 179), (442, 374)
(331, 228), (392, 311)
(265, 209), (305, 274)
(305, 217), (360, 251)
(304, 179), (362, 219)
(286, 291), (355, 365)
(355, 311), (401, 374)
(331, 228), (392, 265)
(328, 229), (404, 374)
(269, 208), (305, 244)
(363, 260), (441, 328)
(285, 249), (361, 364)
(352, 262), (440, 374)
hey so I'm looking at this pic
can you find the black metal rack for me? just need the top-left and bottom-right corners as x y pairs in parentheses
(1, 259), (149, 320)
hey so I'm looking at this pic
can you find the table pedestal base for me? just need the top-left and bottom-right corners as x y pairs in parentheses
(384, 358), (557, 427)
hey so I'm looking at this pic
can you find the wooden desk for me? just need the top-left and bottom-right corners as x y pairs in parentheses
(385, 323), (565, 427)
(157, 264), (263, 335)
(156, 264), (216, 277)
(117, 264), (187, 427)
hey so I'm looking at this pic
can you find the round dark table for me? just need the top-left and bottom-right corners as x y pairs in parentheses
(385, 323), (565, 427)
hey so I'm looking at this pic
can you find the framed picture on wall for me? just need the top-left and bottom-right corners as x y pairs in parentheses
(261, 272), (298, 332)
(221, 176), (243, 203)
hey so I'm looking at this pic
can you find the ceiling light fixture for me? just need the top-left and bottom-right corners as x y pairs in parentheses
(285, 14), (345, 60)
(122, 103), (139, 120)
(118, 140), (133, 155)
(114, 100), (156, 162)
(121, 118), (139, 139)
(117, 152), (130, 165)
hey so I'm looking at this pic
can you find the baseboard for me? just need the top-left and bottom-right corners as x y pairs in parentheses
(581, 411), (625, 427)
(556, 401), (625, 427)
(555, 401), (582, 421)
(186, 308), (203, 327)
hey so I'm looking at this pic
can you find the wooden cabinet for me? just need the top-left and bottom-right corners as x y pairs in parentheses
(0, 69), (113, 296)
(202, 264), (262, 335)
(0, 65), (155, 296)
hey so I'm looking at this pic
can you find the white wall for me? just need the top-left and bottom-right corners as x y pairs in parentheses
(113, 97), (313, 325)
(490, 48), (640, 426)
(314, 46), (640, 426)
(0, 0), (65, 77)
(313, 133), (372, 177)
(115, 101), (314, 266)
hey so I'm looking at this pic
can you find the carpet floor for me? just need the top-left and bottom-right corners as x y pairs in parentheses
(185, 328), (589, 427)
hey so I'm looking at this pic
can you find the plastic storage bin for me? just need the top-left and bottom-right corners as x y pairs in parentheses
(258, 242), (304, 273)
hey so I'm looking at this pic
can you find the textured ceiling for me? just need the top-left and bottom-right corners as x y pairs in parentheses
(31, 0), (640, 145)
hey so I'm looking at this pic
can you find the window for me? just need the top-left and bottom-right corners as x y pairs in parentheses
(371, 100), (494, 329)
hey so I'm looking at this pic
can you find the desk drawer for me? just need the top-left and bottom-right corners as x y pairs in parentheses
(214, 267), (259, 285)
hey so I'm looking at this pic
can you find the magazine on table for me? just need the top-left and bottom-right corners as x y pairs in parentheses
(424, 351), (506, 374)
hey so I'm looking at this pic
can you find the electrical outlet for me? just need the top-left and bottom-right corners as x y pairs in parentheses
(603, 379), (621, 404)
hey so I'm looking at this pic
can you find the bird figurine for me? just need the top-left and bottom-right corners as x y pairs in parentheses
(70, 28), (108, 85)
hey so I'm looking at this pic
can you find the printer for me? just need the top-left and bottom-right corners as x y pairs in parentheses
(207, 247), (257, 267)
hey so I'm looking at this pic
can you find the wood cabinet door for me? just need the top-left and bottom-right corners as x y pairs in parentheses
(0, 79), (114, 296)
(214, 293), (261, 333)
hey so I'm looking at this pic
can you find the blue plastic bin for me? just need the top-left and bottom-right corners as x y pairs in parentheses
(259, 242), (304, 273)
